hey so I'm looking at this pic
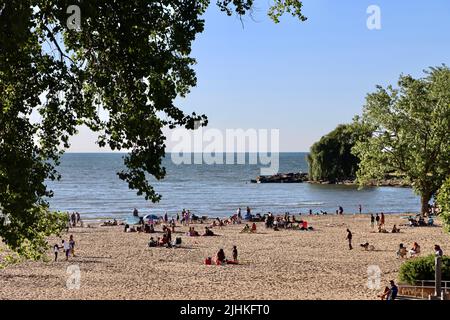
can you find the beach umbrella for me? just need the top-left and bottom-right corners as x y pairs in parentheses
(143, 214), (160, 221)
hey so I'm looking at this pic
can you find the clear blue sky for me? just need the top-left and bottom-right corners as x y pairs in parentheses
(69, 0), (450, 152)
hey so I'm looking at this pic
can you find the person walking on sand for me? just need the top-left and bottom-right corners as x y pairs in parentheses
(370, 214), (375, 229)
(359, 204), (362, 214)
(375, 213), (380, 226)
(380, 212), (385, 226)
(346, 229), (353, 250)
(62, 240), (71, 261)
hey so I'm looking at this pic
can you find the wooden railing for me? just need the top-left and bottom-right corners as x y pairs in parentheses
(399, 280), (450, 299)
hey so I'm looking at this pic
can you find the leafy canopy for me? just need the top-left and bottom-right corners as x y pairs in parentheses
(436, 177), (450, 233)
(307, 122), (371, 182)
(353, 66), (450, 214)
(0, 1), (307, 260)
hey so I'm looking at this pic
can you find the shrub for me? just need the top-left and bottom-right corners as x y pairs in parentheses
(399, 255), (450, 285)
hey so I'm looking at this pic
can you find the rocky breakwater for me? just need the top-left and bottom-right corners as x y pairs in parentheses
(251, 172), (309, 183)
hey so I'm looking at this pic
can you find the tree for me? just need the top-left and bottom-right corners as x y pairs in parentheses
(307, 122), (370, 182)
(0, 1), (307, 261)
(436, 177), (450, 233)
(353, 66), (450, 215)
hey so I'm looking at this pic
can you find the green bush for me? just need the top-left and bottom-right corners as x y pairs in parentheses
(399, 255), (450, 285)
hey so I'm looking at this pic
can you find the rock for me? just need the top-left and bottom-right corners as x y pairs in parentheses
(251, 172), (309, 183)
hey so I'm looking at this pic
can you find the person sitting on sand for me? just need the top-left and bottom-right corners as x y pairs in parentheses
(427, 217), (434, 226)
(409, 242), (420, 257)
(418, 216), (426, 226)
(251, 223), (257, 233)
(188, 227), (200, 237)
(378, 286), (391, 300)
(300, 220), (308, 231)
(240, 224), (250, 233)
(216, 248), (226, 265)
(397, 243), (407, 258)
(159, 234), (169, 246)
(391, 225), (400, 233)
(148, 237), (157, 247)
(407, 218), (415, 227)
(387, 280), (398, 300)
(203, 227), (215, 236)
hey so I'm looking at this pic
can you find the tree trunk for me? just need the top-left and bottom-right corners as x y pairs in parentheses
(421, 192), (432, 216)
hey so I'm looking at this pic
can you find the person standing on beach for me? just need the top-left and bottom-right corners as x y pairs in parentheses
(359, 204), (362, 214)
(53, 244), (60, 262)
(380, 213), (385, 226)
(237, 208), (242, 220)
(375, 213), (380, 226)
(66, 212), (71, 232)
(62, 240), (71, 261)
(232, 246), (238, 262)
(370, 214), (375, 229)
(69, 235), (76, 257)
(435, 244), (443, 257)
(338, 206), (344, 215)
(346, 229), (353, 250)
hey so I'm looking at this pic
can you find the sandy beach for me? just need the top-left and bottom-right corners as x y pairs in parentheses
(0, 214), (448, 300)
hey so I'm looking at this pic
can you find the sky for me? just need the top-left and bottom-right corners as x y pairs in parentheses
(68, 0), (450, 152)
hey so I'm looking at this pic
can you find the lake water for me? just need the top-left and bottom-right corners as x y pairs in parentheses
(46, 153), (421, 220)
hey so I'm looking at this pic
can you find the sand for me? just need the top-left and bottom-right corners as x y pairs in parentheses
(0, 214), (448, 300)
